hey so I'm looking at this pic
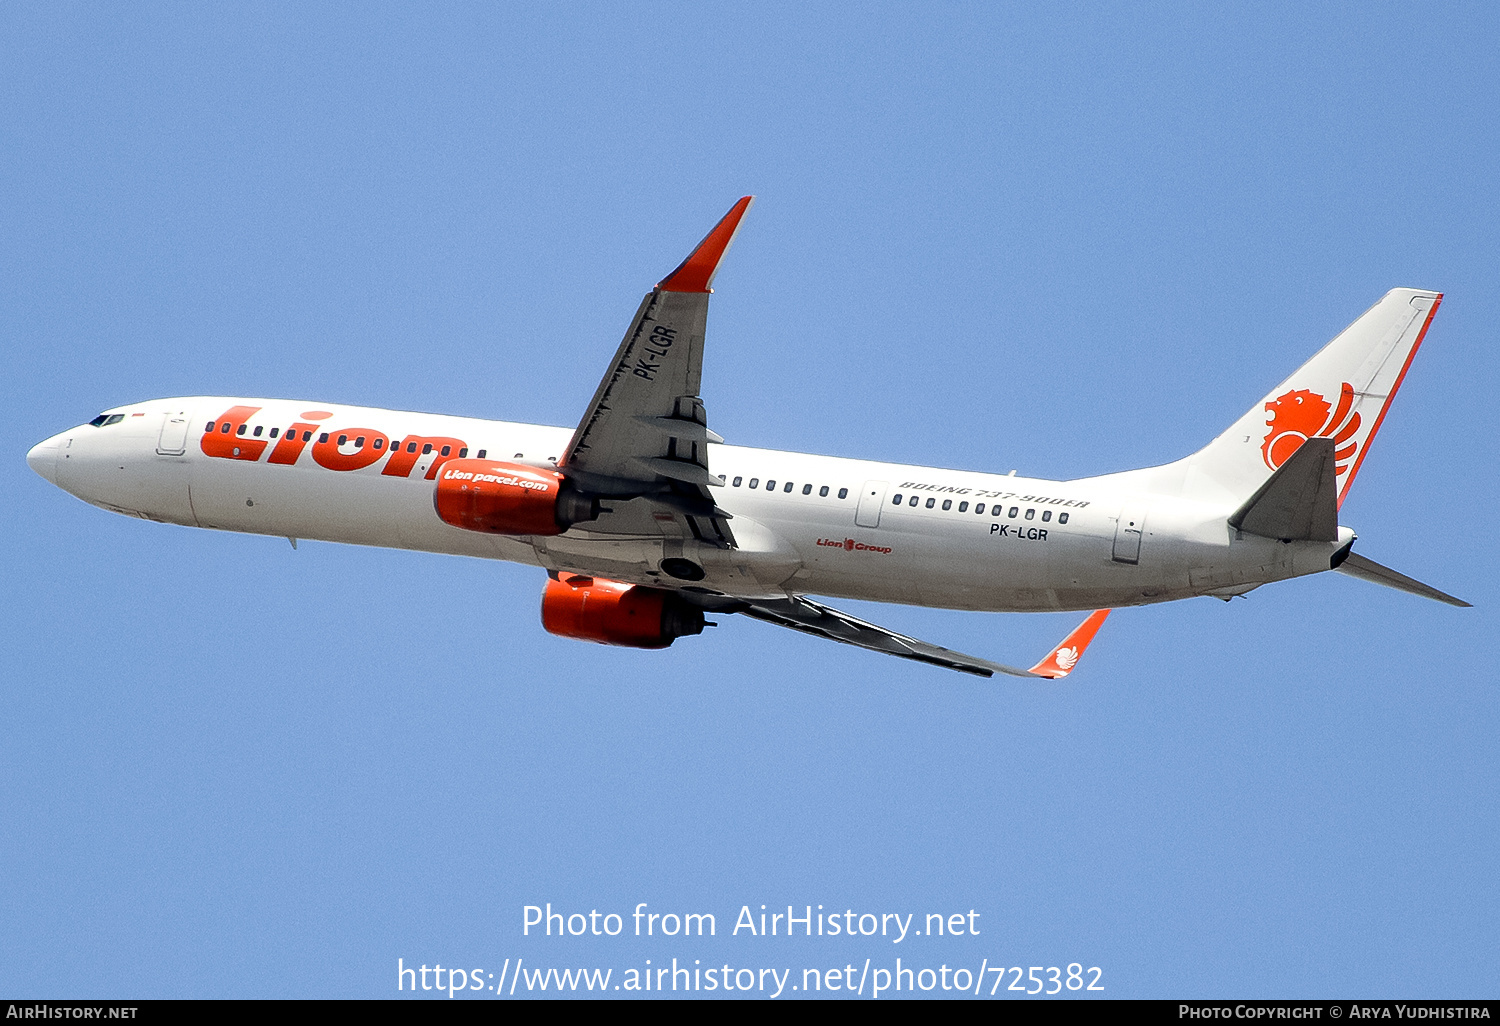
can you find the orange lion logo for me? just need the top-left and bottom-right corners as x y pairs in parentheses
(1262, 382), (1361, 476)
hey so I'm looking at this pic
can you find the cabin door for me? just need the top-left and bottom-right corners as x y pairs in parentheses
(855, 480), (888, 528)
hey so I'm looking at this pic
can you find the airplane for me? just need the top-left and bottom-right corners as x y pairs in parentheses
(25, 196), (1468, 678)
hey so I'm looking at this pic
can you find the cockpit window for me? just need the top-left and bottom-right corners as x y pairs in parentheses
(89, 415), (108, 427)
(89, 414), (125, 427)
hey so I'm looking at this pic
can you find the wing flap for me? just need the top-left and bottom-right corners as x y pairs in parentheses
(740, 597), (1037, 678)
(632, 455), (720, 487)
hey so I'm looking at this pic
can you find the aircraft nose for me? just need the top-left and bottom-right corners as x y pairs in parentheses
(26, 436), (61, 484)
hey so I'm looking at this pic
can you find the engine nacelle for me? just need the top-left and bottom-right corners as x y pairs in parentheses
(541, 575), (707, 649)
(433, 459), (599, 535)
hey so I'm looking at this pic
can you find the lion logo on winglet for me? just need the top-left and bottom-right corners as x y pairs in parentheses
(1261, 382), (1361, 477)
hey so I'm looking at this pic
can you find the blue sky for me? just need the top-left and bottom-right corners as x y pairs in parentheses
(3, 2), (1497, 999)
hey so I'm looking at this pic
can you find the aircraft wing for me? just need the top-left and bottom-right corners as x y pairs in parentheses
(558, 197), (754, 549)
(738, 597), (1111, 679)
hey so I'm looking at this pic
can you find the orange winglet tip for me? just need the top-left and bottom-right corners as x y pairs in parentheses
(1028, 609), (1111, 679)
(657, 196), (755, 293)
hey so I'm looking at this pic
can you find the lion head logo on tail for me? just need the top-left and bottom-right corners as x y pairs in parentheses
(1262, 382), (1361, 476)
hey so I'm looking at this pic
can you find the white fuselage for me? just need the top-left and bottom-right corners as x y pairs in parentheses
(27, 397), (1350, 612)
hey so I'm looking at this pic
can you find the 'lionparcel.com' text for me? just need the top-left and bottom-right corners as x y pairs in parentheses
(523, 904), (982, 943)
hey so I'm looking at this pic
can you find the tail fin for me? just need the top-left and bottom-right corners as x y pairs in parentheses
(1186, 289), (1441, 505)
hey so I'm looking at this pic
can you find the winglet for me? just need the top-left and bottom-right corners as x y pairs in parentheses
(658, 196), (755, 293)
(1029, 609), (1111, 679)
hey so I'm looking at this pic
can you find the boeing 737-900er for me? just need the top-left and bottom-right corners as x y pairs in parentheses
(26, 197), (1469, 677)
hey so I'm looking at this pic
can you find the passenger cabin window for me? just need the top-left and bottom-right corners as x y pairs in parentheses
(942, 499), (952, 510)
(783, 481), (793, 493)
(372, 437), (381, 449)
(1009, 507), (1019, 518)
(338, 434), (348, 446)
(1041, 510), (1051, 522)
(204, 422), (215, 432)
(908, 495), (919, 507)
(802, 484), (812, 495)
(253, 426), (264, 437)
(303, 431), (313, 442)
(959, 501), (969, 512)
(319, 433), (330, 444)
(733, 476), (743, 487)
(837, 488), (848, 499)
(423, 444), (434, 454)
(1025, 508), (1035, 520)
(975, 504), (985, 514)
(1059, 513), (1070, 524)
(440, 446), (451, 456)
(237, 425), (248, 436)
(766, 480), (776, 491)
(459, 447), (468, 458)
(270, 428), (280, 438)
(477, 449), (487, 459)
(925, 497), (935, 508)
(356, 436), (366, 449)
(892, 493), (903, 505)
(819, 486), (829, 497)
(749, 478), (759, 488)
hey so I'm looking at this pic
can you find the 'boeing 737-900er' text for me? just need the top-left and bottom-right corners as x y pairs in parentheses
(25, 197), (1468, 677)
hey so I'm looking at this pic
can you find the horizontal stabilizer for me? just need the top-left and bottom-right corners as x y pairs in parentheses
(1228, 437), (1338, 541)
(1336, 551), (1470, 607)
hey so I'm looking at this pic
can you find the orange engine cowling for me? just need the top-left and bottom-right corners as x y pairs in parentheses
(541, 575), (707, 649)
(433, 459), (598, 536)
